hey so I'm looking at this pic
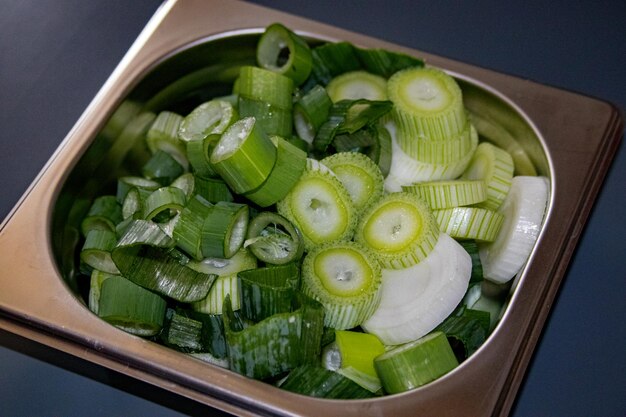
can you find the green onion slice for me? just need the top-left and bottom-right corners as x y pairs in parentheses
(242, 135), (307, 208)
(178, 99), (237, 142)
(98, 276), (167, 337)
(146, 111), (188, 169)
(80, 229), (120, 275)
(238, 263), (299, 322)
(201, 201), (249, 259)
(301, 241), (382, 330)
(277, 160), (357, 250)
(244, 212), (304, 265)
(210, 117), (277, 194)
(112, 219), (216, 302)
(256, 22), (313, 86)
(355, 192), (440, 269)
(80, 195), (123, 236)
(374, 331), (458, 394)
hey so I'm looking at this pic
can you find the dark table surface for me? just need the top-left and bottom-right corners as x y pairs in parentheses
(1, 1), (624, 416)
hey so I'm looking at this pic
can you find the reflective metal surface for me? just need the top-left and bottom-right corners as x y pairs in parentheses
(0, 1), (622, 416)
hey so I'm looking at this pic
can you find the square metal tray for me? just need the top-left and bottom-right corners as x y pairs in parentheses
(0, 1), (622, 416)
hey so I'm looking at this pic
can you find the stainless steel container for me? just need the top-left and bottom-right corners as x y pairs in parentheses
(0, 1), (622, 416)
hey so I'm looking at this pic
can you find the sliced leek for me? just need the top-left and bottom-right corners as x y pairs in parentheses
(146, 110), (188, 169)
(173, 194), (213, 260)
(191, 274), (240, 314)
(238, 263), (299, 322)
(478, 176), (549, 284)
(402, 179), (487, 209)
(322, 330), (385, 393)
(244, 212), (304, 265)
(210, 117), (277, 194)
(237, 65), (294, 110)
(280, 364), (374, 399)
(362, 233), (472, 345)
(326, 70), (387, 102)
(293, 84), (332, 144)
(242, 135), (307, 207)
(277, 160), (357, 250)
(434, 207), (504, 242)
(256, 22), (312, 86)
(201, 201), (249, 259)
(98, 276), (167, 337)
(80, 229), (120, 274)
(355, 192), (440, 269)
(112, 219), (216, 302)
(80, 195), (123, 236)
(142, 186), (186, 222)
(462, 142), (514, 210)
(384, 121), (478, 192)
(321, 151), (385, 213)
(388, 66), (466, 140)
(301, 241), (382, 330)
(178, 99), (237, 142)
(374, 331), (458, 393)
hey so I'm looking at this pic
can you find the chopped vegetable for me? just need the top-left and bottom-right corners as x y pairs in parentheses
(74, 23), (549, 400)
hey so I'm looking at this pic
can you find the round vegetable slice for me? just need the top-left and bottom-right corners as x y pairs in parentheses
(277, 160), (357, 250)
(355, 192), (439, 269)
(388, 66), (466, 140)
(244, 212), (304, 265)
(478, 175), (549, 284)
(178, 99), (237, 142)
(256, 22), (312, 86)
(462, 141), (514, 210)
(301, 241), (382, 330)
(321, 151), (385, 213)
(361, 233), (472, 345)
(326, 70), (388, 102)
